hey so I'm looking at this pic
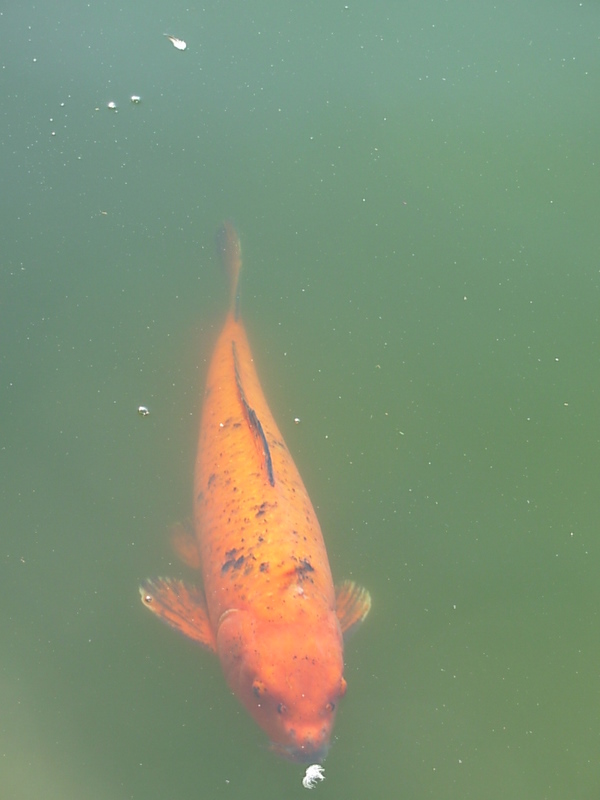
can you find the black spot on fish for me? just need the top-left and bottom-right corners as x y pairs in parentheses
(255, 501), (277, 519)
(221, 549), (242, 575)
(222, 553), (245, 574)
(295, 558), (315, 583)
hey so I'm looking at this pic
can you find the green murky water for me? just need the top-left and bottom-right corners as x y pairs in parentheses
(2, 1), (600, 797)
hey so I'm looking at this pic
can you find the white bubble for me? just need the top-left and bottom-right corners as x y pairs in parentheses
(302, 765), (325, 789)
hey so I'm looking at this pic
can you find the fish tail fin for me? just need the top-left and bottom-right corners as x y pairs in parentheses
(216, 220), (242, 319)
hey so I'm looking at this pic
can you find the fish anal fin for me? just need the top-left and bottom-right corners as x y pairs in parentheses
(170, 521), (201, 569)
(335, 580), (372, 639)
(140, 577), (216, 652)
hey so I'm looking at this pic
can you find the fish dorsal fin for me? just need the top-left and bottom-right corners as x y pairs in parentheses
(336, 580), (372, 638)
(232, 341), (275, 487)
(140, 577), (216, 652)
(217, 221), (274, 486)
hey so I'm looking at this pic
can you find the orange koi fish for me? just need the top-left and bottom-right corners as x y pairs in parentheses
(140, 221), (371, 762)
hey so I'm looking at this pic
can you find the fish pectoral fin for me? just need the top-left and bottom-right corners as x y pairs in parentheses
(140, 577), (216, 652)
(169, 520), (201, 569)
(335, 580), (372, 639)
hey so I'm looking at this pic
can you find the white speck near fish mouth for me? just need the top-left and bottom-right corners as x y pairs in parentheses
(302, 764), (326, 789)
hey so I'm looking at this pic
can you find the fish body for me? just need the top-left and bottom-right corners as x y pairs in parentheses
(141, 222), (370, 761)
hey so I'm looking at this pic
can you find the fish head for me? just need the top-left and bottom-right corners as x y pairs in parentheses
(216, 606), (346, 761)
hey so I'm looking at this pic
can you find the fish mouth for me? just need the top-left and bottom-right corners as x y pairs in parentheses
(270, 740), (330, 764)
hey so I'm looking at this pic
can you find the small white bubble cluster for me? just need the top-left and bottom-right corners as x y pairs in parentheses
(302, 764), (325, 789)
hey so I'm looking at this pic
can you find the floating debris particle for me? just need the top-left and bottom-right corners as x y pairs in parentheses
(130, 95), (141, 104)
(137, 406), (150, 417)
(302, 764), (325, 789)
(107, 101), (117, 110)
(164, 34), (187, 50)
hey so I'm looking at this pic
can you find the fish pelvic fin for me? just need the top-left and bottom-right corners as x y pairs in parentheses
(169, 520), (201, 570)
(335, 580), (371, 639)
(216, 220), (242, 319)
(140, 577), (216, 652)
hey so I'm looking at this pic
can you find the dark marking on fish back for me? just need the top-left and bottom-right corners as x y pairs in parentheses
(232, 341), (275, 487)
